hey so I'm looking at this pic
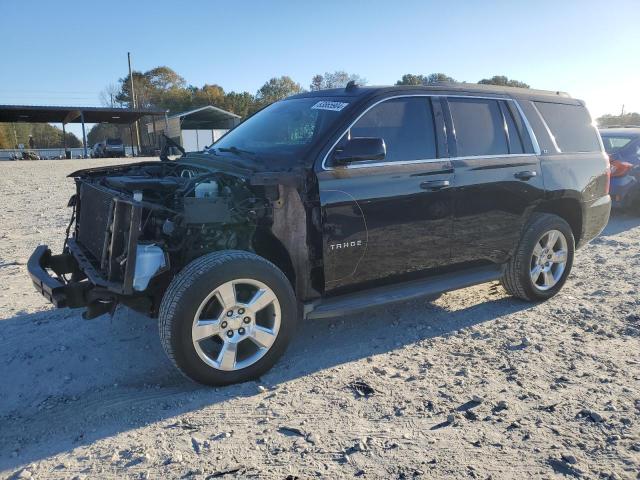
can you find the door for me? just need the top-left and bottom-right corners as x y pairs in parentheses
(317, 96), (454, 293)
(444, 96), (545, 265)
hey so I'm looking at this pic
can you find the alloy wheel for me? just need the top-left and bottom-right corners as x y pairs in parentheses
(191, 279), (281, 371)
(530, 229), (568, 291)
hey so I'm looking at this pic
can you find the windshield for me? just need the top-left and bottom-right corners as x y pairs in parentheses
(207, 97), (350, 166)
(107, 138), (123, 145)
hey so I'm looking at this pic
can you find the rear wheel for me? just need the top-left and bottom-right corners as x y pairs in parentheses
(159, 251), (297, 385)
(502, 213), (574, 301)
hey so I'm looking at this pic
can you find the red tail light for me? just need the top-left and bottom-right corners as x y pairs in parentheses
(610, 159), (633, 178)
(605, 155), (611, 194)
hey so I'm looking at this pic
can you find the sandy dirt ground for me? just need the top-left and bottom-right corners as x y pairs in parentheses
(0, 159), (639, 480)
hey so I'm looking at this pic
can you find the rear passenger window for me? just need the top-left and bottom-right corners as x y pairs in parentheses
(448, 98), (509, 156)
(534, 101), (601, 153)
(349, 97), (437, 162)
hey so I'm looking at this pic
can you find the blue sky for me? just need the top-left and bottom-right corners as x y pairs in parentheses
(2, 0), (639, 138)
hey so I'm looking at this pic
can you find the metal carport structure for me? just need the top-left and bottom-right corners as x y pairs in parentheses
(0, 105), (167, 157)
(146, 105), (241, 151)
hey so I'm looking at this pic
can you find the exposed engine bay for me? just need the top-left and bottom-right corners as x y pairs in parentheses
(60, 158), (321, 318)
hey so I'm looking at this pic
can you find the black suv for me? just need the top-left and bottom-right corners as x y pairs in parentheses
(29, 83), (611, 385)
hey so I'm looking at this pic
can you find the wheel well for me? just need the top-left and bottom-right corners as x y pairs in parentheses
(533, 199), (583, 244)
(252, 229), (296, 288)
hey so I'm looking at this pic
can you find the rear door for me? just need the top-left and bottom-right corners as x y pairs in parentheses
(317, 95), (454, 292)
(445, 96), (545, 265)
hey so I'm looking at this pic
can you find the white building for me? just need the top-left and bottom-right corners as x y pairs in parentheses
(147, 105), (241, 152)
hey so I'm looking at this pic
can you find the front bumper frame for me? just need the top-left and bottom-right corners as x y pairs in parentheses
(28, 245), (92, 308)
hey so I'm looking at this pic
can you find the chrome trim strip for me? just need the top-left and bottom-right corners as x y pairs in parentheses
(321, 94), (540, 170)
(332, 153), (538, 170)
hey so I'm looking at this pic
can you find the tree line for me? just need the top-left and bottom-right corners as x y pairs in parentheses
(0, 123), (81, 150)
(102, 67), (534, 117)
(1, 67), (636, 149)
(88, 68), (536, 144)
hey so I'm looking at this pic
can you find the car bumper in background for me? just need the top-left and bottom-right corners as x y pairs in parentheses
(609, 175), (639, 208)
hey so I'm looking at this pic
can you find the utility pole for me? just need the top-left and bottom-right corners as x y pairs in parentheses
(621, 104), (625, 117)
(128, 52), (142, 155)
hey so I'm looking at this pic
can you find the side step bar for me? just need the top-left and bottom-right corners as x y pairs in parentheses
(305, 265), (503, 320)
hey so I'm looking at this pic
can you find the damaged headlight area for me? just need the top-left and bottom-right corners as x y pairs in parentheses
(31, 161), (270, 319)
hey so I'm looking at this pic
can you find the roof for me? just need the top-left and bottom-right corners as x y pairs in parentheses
(290, 83), (572, 101)
(0, 105), (166, 124)
(599, 127), (640, 136)
(167, 105), (241, 129)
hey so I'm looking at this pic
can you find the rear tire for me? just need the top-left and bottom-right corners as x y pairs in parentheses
(159, 250), (297, 386)
(501, 213), (574, 301)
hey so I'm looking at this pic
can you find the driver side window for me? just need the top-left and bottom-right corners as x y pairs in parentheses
(346, 97), (437, 162)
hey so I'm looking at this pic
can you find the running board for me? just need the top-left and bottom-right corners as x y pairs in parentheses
(305, 265), (503, 320)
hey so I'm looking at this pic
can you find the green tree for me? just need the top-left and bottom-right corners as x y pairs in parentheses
(396, 73), (457, 85)
(87, 123), (133, 147)
(146, 66), (186, 92)
(478, 75), (530, 88)
(115, 71), (153, 108)
(256, 76), (303, 105)
(223, 91), (259, 117)
(1, 123), (81, 149)
(116, 66), (186, 110)
(0, 125), (10, 148)
(596, 112), (640, 127)
(309, 71), (367, 90)
(160, 87), (194, 113)
(396, 74), (427, 86)
(192, 84), (226, 108)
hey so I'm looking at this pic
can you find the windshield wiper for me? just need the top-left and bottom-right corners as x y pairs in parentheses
(216, 146), (256, 156)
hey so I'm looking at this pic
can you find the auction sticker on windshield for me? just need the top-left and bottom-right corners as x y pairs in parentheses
(311, 101), (349, 112)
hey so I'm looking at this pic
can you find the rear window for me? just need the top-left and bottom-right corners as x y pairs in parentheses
(448, 98), (509, 157)
(600, 135), (633, 154)
(534, 102), (601, 153)
(107, 138), (123, 145)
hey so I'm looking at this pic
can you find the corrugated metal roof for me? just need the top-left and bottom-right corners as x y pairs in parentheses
(0, 105), (166, 124)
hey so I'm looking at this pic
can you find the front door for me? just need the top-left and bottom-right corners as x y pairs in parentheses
(317, 96), (454, 293)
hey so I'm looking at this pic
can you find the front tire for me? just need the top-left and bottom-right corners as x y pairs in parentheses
(501, 213), (575, 301)
(159, 250), (297, 386)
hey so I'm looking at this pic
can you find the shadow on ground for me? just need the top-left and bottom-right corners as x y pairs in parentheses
(599, 210), (640, 237)
(2, 213), (637, 471)
(0, 287), (533, 470)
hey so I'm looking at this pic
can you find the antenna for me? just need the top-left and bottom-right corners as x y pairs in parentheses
(345, 80), (358, 92)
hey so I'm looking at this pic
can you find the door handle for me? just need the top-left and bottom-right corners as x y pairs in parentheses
(514, 170), (537, 181)
(420, 180), (450, 190)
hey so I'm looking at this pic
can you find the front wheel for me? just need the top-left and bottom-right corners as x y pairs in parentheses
(159, 251), (297, 386)
(501, 213), (575, 301)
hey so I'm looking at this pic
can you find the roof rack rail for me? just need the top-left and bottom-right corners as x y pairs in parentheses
(429, 81), (571, 97)
(599, 125), (640, 128)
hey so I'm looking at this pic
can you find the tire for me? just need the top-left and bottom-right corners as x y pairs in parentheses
(501, 213), (575, 301)
(159, 250), (297, 386)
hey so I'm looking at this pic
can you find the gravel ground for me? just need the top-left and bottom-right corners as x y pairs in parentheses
(0, 159), (639, 479)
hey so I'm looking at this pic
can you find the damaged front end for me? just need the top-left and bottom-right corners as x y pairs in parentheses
(29, 159), (274, 319)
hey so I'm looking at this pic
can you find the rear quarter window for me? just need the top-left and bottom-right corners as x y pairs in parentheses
(534, 102), (601, 153)
(600, 135), (633, 154)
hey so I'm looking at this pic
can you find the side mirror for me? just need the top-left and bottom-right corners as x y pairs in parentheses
(333, 137), (386, 165)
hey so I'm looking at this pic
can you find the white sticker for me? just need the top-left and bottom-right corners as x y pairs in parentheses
(311, 101), (349, 112)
